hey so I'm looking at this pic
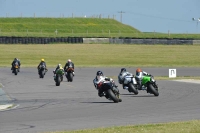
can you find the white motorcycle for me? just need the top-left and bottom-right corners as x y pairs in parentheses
(121, 74), (138, 95)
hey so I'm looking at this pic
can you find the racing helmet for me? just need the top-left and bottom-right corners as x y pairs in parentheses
(68, 59), (71, 62)
(136, 68), (142, 73)
(120, 68), (126, 73)
(57, 64), (62, 68)
(41, 58), (45, 62)
(96, 71), (103, 76)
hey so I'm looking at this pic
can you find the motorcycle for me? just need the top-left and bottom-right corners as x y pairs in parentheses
(99, 78), (122, 103)
(65, 67), (74, 82)
(140, 75), (159, 96)
(122, 74), (138, 95)
(12, 62), (19, 75)
(54, 69), (64, 86)
(38, 64), (47, 78)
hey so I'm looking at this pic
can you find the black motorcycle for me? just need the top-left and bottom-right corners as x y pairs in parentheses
(100, 79), (122, 103)
(12, 62), (19, 75)
(38, 64), (47, 78)
(65, 67), (74, 82)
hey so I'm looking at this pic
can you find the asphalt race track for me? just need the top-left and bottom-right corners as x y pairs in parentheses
(0, 67), (200, 133)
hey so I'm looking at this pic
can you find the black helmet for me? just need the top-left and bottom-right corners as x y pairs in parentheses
(14, 58), (17, 61)
(96, 71), (103, 76)
(120, 68), (126, 73)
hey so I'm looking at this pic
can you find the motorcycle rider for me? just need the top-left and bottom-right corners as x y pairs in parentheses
(37, 58), (48, 74)
(118, 68), (134, 90)
(53, 64), (64, 81)
(64, 59), (75, 76)
(93, 71), (119, 97)
(135, 68), (151, 90)
(11, 58), (21, 72)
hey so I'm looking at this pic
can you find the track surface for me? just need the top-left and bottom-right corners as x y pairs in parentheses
(0, 67), (200, 133)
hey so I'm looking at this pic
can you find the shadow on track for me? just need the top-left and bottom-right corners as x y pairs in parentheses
(81, 102), (114, 103)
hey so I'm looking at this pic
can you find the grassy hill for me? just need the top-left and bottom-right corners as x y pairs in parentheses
(0, 17), (199, 39)
(0, 18), (140, 37)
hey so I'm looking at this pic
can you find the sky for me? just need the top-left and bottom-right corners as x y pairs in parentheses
(0, 0), (200, 33)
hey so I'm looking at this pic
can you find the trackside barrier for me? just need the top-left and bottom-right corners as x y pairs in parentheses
(0, 37), (83, 44)
(0, 37), (199, 44)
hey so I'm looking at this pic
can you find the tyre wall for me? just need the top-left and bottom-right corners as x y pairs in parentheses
(0, 37), (199, 45)
(0, 37), (83, 44)
(109, 38), (194, 45)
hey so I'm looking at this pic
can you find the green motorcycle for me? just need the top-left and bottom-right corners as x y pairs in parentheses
(54, 68), (64, 86)
(141, 75), (159, 96)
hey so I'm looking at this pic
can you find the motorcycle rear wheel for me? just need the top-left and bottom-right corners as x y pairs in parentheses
(107, 89), (119, 103)
(128, 83), (138, 95)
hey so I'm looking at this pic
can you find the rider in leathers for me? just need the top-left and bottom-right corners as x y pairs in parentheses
(53, 64), (64, 81)
(37, 58), (47, 74)
(135, 68), (151, 90)
(93, 71), (119, 97)
(64, 59), (75, 76)
(118, 68), (133, 89)
(11, 58), (21, 72)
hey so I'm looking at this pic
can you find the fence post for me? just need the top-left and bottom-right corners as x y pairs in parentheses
(168, 30), (170, 38)
(55, 29), (58, 35)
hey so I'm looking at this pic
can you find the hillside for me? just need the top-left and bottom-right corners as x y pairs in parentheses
(0, 18), (140, 37)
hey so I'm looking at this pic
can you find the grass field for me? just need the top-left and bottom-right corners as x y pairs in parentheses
(48, 120), (200, 133)
(0, 18), (200, 39)
(0, 44), (200, 67)
(0, 18), (140, 37)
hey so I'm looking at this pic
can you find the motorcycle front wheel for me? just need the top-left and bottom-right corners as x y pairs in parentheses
(148, 84), (159, 96)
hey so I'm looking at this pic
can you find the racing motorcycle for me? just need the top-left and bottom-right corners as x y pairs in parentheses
(54, 69), (64, 86)
(99, 78), (122, 103)
(122, 74), (138, 95)
(38, 64), (47, 78)
(12, 62), (19, 75)
(65, 67), (74, 82)
(140, 75), (159, 96)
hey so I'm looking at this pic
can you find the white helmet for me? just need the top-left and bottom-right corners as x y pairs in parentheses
(68, 59), (71, 62)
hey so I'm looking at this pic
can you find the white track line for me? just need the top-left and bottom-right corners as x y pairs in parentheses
(173, 79), (200, 84)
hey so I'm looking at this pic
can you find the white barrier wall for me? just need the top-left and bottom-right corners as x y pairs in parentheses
(83, 38), (109, 44)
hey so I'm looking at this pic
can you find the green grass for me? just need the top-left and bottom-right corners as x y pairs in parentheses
(0, 18), (140, 37)
(47, 120), (200, 133)
(0, 44), (200, 67)
(0, 17), (200, 39)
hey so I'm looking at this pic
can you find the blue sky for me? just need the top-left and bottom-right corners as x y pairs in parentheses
(0, 0), (200, 33)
